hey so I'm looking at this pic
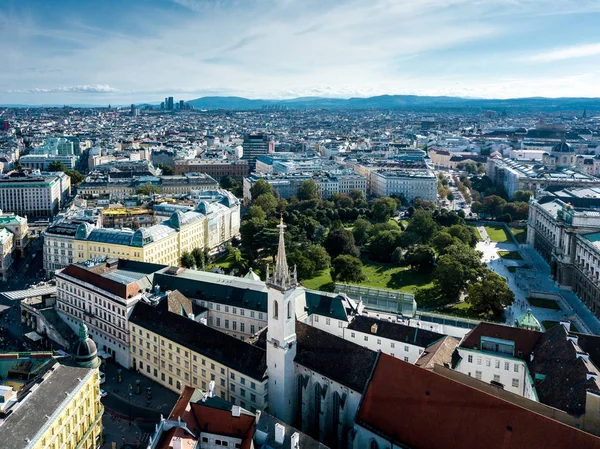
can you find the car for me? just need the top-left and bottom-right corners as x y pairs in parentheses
(100, 389), (108, 398)
(99, 371), (106, 384)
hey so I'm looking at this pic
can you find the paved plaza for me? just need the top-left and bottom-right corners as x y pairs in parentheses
(476, 225), (600, 335)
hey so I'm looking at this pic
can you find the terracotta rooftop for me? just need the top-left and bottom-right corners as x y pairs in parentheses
(459, 322), (542, 360)
(357, 353), (600, 449)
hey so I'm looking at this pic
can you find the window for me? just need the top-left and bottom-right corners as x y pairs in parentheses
(477, 357), (482, 365)
(231, 384), (236, 392)
(351, 332), (355, 338)
(216, 318), (221, 327)
(514, 364), (519, 373)
(495, 360), (500, 369)
(486, 359), (491, 367)
(504, 362), (509, 371)
(241, 388), (246, 397)
(364, 336), (368, 342)
(225, 320), (229, 329)
(468, 355), (473, 363)
(251, 382), (256, 390)
(315, 316), (319, 323)
(404, 357), (409, 362)
(377, 339), (381, 345)
(475, 371), (482, 380)
(273, 301), (279, 319)
(220, 378), (225, 387)
(390, 342), (395, 348)
(231, 373), (235, 380)
(325, 318), (330, 325)
(240, 377), (246, 385)
(288, 302), (293, 320)
(251, 393), (256, 402)
(493, 374), (501, 382)
(240, 323), (245, 333)
(404, 345), (409, 352)
(512, 378), (519, 388)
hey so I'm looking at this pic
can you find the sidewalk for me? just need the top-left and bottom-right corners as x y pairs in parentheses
(101, 412), (142, 449)
(101, 361), (178, 417)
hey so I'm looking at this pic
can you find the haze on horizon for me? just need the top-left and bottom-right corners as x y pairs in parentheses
(2, 0), (600, 105)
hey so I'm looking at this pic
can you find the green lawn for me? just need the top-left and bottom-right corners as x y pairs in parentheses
(301, 258), (434, 294)
(485, 225), (511, 243)
(528, 297), (562, 310)
(510, 226), (527, 244)
(543, 320), (580, 333)
(498, 251), (523, 260)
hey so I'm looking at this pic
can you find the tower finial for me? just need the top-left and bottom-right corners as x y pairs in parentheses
(78, 322), (89, 342)
(268, 216), (295, 290)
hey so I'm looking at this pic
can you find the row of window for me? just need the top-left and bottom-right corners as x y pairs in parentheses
(474, 370), (520, 388)
(466, 354), (520, 373)
(201, 301), (263, 320)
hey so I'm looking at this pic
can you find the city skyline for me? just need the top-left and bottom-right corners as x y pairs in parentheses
(2, 0), (600, 104)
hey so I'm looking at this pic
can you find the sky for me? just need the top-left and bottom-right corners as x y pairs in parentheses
(2, 0), (600, 104)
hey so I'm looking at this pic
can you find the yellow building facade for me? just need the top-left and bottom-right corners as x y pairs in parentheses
(74, 211), (207, 266)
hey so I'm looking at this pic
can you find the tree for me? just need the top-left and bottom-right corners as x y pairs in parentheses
(136, 183), (162, 195)
(331, 255), (364, 283)
(466, 270), (514, 318)
(250, 179), (274, 199)
(220, 176), (243, 197)
(447, 192), (455, 202)
(371, 197), (397, 223)
(405, 245), (436, 274)
(305, 244), (331, 271)
(433, 243), (485, 300)
(513, 190), (533, 203)
(253, 193), (278, 216)
(349, 190), (368, 208)
(240, 217), (267, 256)
(288, 249), (316, 280)
(191, 247), (206, 269)
(65, 169), (85, 184)
(248, 205), (266, 221)
(353, 217), (373, 246)
(405, 210), (438, 243)
(391, 247), (404, 265)
(432, 232), (456, 254)
(483, 195), (507, 218)
(48, 161), (67, 172)
(298, 179), (319, 201)
(180, 251), (195, 268)
(503, 202), (529, 220)
(157, 163), (174, 175)
(447, 224), (478, 248)
(324, 228), (360, 258)
(368, 230), (403, 262)
(399, 231), (420, 248)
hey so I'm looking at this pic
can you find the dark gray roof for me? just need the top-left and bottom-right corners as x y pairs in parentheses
(1, 363), (95, 449)
(295, 321), (377, 392)
(255, 411), (330, 449)
(130, 300), (267, 380)
(348, 315), (445, 347)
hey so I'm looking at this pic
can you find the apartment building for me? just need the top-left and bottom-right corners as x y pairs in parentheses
(44, 216), (98, 274)
(0, 228), (14, 280)
(371, 169), (437, 202)
(0, 213), (28, 256)
(0, 355), (103, 449)
(129, 296), (268, 412)
(0, 170), (71, 217)
(173, 158), (249, 181)
(56, 258), (167, 366)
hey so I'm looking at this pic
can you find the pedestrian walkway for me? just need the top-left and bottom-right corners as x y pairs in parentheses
(101, 411), (142, 449)
(476, 228), (600, 335)
(101, 361), (178, 417)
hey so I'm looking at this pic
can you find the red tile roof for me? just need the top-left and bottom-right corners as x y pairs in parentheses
(460, 322), (542, 360)
(59, 263), (143, 299)
(356, 353), (600, 449)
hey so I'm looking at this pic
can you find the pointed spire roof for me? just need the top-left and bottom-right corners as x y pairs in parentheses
(267, 216), (296, 291)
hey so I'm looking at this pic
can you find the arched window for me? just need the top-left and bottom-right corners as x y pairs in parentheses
(273, 300), (279, 319)
(287, 301), (292, 320)
(370, 439), (379, 449)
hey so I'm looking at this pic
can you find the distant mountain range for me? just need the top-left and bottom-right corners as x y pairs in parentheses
(186, 95), (600, 112)
(3, 94), (600, 111)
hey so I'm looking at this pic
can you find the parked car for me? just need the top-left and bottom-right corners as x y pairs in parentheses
(100, 389), (108, 398)
(99, 371), (106, 384)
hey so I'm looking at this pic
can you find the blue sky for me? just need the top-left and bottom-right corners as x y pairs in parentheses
(2, 0), (600, 104)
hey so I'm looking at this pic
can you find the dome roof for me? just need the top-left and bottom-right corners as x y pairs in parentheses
(552, 141), (572, 153)
(71, 322), (101, 369)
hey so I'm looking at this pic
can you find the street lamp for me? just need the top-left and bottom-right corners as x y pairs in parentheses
(128, 384), (133, 426)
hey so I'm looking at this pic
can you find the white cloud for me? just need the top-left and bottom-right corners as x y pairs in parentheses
(8, 84), (119, 94)
(521, 43), (600, 63)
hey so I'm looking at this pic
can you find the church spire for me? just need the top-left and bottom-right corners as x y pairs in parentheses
(267, 216), (295, 291)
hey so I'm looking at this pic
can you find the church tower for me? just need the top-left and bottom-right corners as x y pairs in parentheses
(266, 217), (302, 424)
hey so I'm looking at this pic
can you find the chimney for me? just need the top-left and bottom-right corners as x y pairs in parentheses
(274, 423), (285, 445)
(232, 406), (241, 418)
(208, 380), (215, 398)
(560, 321), (571, 332)
(567, 334), (579, 346)
(577, 352), (590, 363)
(172, 437), (182, 449)
(290, 432), (300, 449)
(371, 323), (378, 334)
(530, 351), (534, 362)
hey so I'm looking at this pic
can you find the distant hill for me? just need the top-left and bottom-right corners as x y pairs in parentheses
(187, 94), (600, 112)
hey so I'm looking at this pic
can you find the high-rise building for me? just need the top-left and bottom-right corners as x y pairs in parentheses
(241, 133), (274, 172)
(160, 101), (165, 109)
(167, 96), (174, 110)
(179, 99), (185, 110)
